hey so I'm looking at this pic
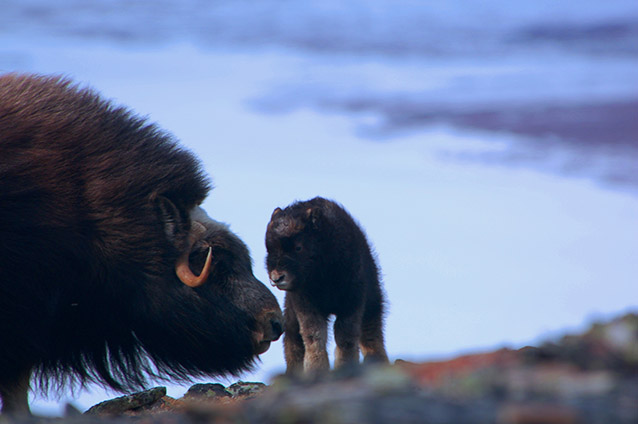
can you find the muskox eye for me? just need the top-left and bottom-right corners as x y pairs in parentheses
(295, 243), (303, 252)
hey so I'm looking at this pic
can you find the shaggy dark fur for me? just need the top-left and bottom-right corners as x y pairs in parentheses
(0, 74), (282, 414)
(265, 197), (388, 375)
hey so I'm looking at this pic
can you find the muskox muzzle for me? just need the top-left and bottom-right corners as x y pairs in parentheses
(254, 308), (284, 354)
(175, 206), (284, 356)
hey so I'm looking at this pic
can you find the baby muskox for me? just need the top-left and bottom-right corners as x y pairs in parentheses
(266, 197), (389, 375)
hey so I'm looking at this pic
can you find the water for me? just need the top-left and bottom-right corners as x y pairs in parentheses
(4, 1), (638, 55)
(1, 0), (637, 415)
(5, 0), (636, 189)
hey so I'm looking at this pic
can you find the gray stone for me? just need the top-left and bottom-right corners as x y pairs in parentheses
(184, 383), (231, 400)
(84, 387), (167, 416)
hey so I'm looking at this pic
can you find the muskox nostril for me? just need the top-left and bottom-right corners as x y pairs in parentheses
(271, 319), (283, 340)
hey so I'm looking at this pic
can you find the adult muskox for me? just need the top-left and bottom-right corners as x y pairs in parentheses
(0, 74), (283, 414)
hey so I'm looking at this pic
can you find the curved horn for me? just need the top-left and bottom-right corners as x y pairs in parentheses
(175, 221), (213, 288)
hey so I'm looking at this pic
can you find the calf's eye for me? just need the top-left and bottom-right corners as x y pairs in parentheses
(295, 244), (303, 252)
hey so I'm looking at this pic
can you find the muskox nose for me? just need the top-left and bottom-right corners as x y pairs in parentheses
(254, 310), (283, 355)
(262, 310), (284, 342)
(270, 317), (283, 341)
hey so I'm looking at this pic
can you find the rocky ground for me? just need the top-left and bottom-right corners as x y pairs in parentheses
(4, 313), (638, 423)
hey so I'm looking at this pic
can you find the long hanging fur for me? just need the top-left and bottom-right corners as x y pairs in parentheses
(0, 74), (280, 406)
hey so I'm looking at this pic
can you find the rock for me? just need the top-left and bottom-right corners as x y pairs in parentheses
(72, 312), (638, 423)
(84, 387), (167, 416)
(497, 403), (580, 424)
(226, 381), (267, 399)
(183, 383), (231, 400)
(524, 313), (638, 372)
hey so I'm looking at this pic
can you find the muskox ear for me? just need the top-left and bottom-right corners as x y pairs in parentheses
(155, 196), (188, 245)
(271, 207), (283, 220)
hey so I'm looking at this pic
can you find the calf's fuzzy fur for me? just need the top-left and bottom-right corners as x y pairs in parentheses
(266, 197), (389, 375)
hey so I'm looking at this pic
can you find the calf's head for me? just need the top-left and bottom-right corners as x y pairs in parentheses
(265, 205), (323, 292)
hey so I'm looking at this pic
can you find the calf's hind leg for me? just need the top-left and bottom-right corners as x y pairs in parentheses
(334, 312), (363, 369)
(360, 301), (389, 364)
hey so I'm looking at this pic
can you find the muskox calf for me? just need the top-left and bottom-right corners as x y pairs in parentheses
(265, 197), (389, 375)
(0, 74), (283, 414)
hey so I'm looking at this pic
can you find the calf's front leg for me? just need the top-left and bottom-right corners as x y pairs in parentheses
(283, 296), (305, 376)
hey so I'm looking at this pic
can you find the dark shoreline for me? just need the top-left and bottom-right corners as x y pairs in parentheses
(371, 99), (638, 151)
(315, 96), (638, 192)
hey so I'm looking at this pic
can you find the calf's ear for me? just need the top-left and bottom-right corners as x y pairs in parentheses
(271, 207), (283, 220)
